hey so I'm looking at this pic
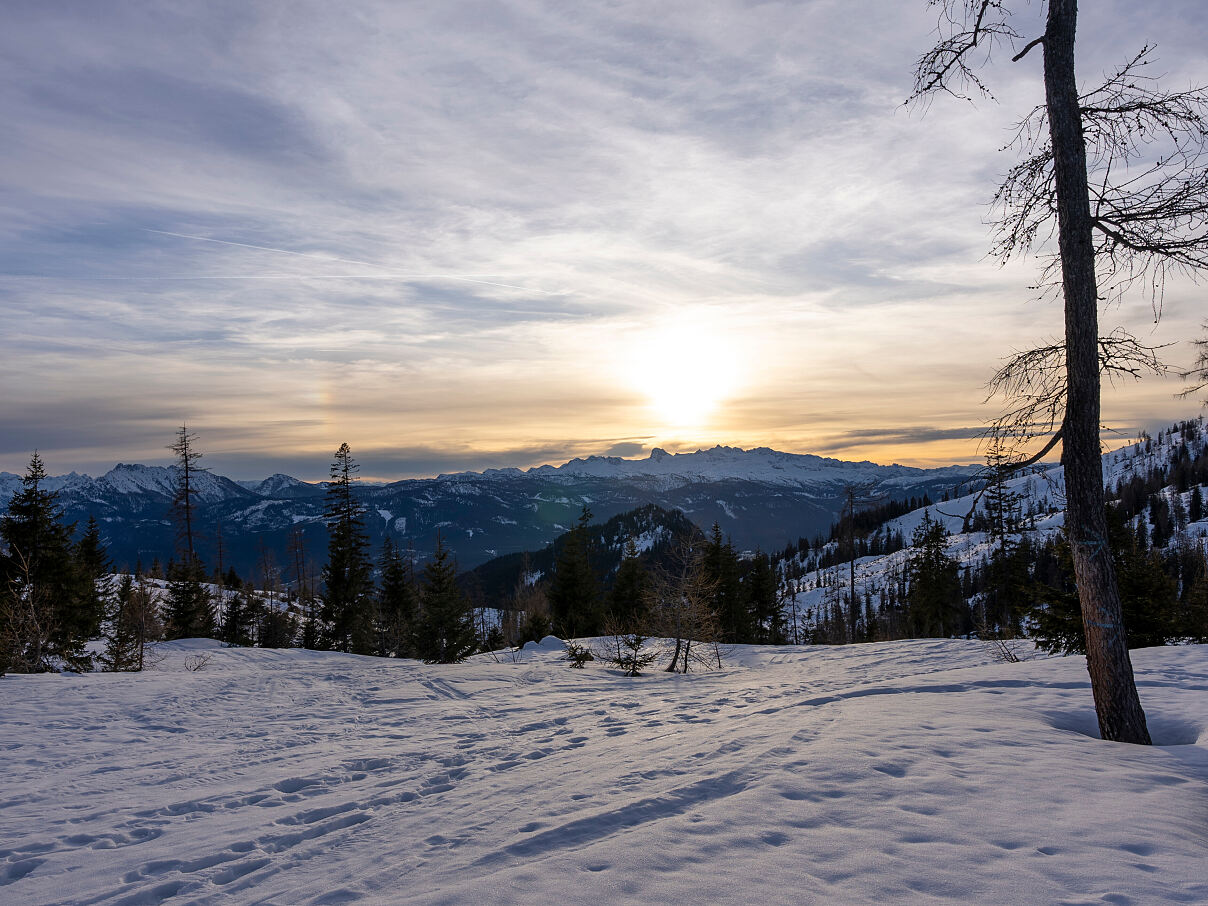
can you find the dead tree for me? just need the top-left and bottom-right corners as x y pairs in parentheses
(168, 425), (207, 565)
(912, 1), (1208, 744)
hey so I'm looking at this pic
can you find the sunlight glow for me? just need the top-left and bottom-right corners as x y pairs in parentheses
(625, 317), (745, 429)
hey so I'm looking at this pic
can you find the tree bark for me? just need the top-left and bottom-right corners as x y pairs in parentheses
(1043, 0), (1150, 744)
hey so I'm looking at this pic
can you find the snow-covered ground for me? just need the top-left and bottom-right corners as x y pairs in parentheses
(2, 640), (1206, 905)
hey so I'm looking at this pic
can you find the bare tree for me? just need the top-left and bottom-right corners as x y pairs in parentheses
(912, 1), (1208, 743)
(168, 425), (207, 565)
(646, 542), (723, 673)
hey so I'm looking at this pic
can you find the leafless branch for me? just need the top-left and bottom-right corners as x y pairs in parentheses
(909, 1), (1021, 104)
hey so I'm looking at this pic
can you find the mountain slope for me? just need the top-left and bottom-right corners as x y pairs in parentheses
(0, 447), (981, 576)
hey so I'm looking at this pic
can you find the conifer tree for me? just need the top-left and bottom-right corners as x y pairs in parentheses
(412, 536), (476, 663)
(377, 536), (417, 657)
(320, 443), (374, 653)
(547, 506), (601, 636)
(905, 513), (966, 638)
(163, 558), (214, 639)
(703, 523), (746, 642)
(0, 452), (92, 670)
(607, 538), (649, 631)
(103, 573), (157, 671)
(74, 516), (111, 646)
(744, 552), (784, 644)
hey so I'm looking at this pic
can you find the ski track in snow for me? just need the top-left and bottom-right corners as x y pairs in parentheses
(2, 639), (1207, 905)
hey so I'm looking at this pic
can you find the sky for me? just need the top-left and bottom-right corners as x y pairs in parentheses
(2, 0), (1206, 481)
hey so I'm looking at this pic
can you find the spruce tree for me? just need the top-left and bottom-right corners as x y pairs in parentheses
(320, 443), (374, 653)
(547, 506), (601, 636)
(703, 523), (746, 643)
(74, 516), (111, 647)
(163, 558), (215, 639)
(413, 536), (476, 663)
(102, 573), (150, 671)
(744, 552), (783, 644)
(905, 513), (966, 638)
(607, 538), (649, 631)
(0, 452), (92, 671)
(377, 536), (417, 657)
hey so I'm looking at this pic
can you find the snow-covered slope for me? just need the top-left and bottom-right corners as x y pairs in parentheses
(782, 417), (1208, 630)
(460, 444), (979, 491)
(1, 640), (1204, 904)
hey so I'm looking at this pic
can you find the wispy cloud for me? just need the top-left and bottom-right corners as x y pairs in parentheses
(1, 0), (1204, 478)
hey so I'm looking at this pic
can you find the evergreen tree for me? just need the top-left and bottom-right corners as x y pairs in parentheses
(0, 452), (92, 671)
(102, 573), (154, 671)
(1190, 485), (1204, 524)
(607, 538), (649, 630)
(744, 552), (783, 644)
(74, 516), (111, 646)
(222, 586), (256, 647)
(377, 537), (417, 657)
(413, 536), (476, 663)
(703, 523), (747, 643)
(320, 443), (374, 653)
(547, 506), (601, 636)
(1031, 508), (1180, 653)
(163, 558), (214, 639)
(905, 513), (966, 638)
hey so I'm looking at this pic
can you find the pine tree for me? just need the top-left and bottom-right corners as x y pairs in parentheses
(0, 452), (92, 671)
(377, 537), (417, 657)
(607, 538), (649, 631)
(744, 552), (783, 644)
(163, 558), (214, 639)
(74, 516), (111, 647)
(905, 513), (966, 638)
(320, 443), (374, 653)
(413, 536), (476, 663)
(547, 506), (601, 636)
(703, 523), (747, 643)
(222, 586), (256, 647)
(1190, 485), (1204, 524)
(103, 573), (154, 671)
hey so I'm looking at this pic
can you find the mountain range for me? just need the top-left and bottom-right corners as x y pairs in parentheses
(0, 446), (982, 576)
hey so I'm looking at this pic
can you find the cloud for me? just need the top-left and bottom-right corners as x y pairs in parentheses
(1, 0), (1205, 477)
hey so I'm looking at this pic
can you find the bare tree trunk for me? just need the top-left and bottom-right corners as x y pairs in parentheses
(1044, 0), (1150, 744)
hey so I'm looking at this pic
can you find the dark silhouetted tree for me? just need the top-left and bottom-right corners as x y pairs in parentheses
(413, 535), (476, 663)
(320, 443), (374, 653)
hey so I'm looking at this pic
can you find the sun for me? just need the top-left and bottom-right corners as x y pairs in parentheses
(627, 318), (743, 429)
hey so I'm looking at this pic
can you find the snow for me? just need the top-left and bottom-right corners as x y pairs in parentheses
(2, 640), (1206, 904)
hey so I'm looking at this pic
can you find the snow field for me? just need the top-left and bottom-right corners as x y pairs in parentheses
(1, 639), (1206, 905)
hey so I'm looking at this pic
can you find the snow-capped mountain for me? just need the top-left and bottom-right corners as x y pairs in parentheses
(0, 447), (982, 577)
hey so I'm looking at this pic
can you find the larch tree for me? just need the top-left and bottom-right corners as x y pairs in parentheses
(168, 425), (204, 565)
(911, 0), (1208, 744)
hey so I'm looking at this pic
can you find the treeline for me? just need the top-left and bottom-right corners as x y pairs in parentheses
(0, 436), (488, 673)
(797, 419), (1208, 650)
(510, 513), (787, 650)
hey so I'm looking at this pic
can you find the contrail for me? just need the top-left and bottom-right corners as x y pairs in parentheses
(141, 229), (567, 295)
